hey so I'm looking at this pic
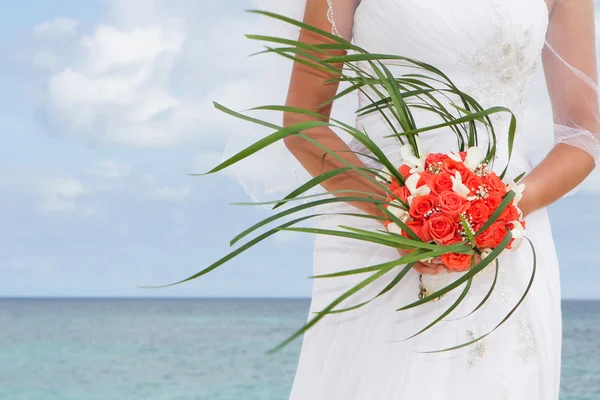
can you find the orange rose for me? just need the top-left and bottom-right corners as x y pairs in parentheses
(409, 194), (438, 221)
(417, 171), (434, 188)
(438, 190), (469, 219)
(501, 204), (520, 222)
(441, 252), (472, 272)
(490, 221), (508, 248)
(428, 173), (454, 195)
(467, 200), (490, 224)
(425, 153), (448, 168)
(485, 194), (502, 211)
(389, 178), (401, 192)
(424, 212), (459, 245)
(474, 224), (494, 248)
(462, 171), (483, 192)
(483, 173), (507, 195)
(391, 185), (411, 203)
(401, 220), (433, 242)
(443, 157), (467, 176)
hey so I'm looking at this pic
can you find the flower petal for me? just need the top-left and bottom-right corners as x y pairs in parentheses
(465, 146), (484, 170)
(388, 200), (409, 222)
(405, 173), (421, 195)
(448, 152), (462, 162)
(386, 222), (402, 235)
(451, 172), (471, 198)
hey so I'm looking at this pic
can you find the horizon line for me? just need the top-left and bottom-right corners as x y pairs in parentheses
(1, 296), (599, 302)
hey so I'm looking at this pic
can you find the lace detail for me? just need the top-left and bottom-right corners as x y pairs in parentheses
(497, 378), (514, 400)
(458, 2), (540, 140)
(466, 328), (488, 369)
(459, 33), (537, 116)
(499, 286), (513, 304)
(554, 125), (600, 163)
(516, 311), (536, 362)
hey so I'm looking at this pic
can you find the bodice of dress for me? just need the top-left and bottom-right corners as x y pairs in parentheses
(347, 0), (550, 171)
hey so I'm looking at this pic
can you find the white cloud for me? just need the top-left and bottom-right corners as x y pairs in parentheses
(33, 50), (60, 69)
(44, 22), (189, 147)
(39, 177), (87, 212)
(34, 17), (80, 37)
(31, 0), (328, 198)
(92, 160), (132, 178)
(35, 1), (273, 148)
(153, 186), (191, 201)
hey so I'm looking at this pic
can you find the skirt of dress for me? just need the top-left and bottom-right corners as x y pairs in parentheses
(288, 153), (562, 399)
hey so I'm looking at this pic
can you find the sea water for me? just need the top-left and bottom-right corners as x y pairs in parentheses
(0, 299), (598, 400)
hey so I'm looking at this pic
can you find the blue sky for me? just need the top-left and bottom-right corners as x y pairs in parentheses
(1, 0), (599, 299)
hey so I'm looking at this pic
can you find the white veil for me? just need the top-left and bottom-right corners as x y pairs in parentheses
(542, 0), (600, 164)
(217, 0), (357, 207)
(523, 0), (600, 195)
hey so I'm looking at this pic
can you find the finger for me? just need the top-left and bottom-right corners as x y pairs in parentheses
(421, 260), (441, 269)
(413, 264), (429, 274)
(414, 263), (440, 275)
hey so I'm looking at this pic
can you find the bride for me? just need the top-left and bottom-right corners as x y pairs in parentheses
(246, 0), (599, 398)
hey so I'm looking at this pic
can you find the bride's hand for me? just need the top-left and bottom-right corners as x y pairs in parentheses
(397, 249), (448, 275)
(397, 250), (483, 275)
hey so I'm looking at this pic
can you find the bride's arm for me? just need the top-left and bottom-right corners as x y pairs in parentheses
(282, 0), (387, 219)
(519, 0), (599, 216)
(284, 1), (443, 275)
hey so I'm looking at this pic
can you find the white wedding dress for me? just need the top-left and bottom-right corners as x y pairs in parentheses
(288, 1), (564, 399)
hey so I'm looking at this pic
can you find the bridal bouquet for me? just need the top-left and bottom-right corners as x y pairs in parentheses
(156, 10), (537, 353)
(382, 146), (526, 299)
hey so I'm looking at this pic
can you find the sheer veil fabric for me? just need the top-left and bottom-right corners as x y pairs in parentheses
(238, 1), (599, 399)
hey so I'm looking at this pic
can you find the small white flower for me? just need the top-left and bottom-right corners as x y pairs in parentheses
(388, 200), (409, 222)
(481, 248), (493, 259)
(375, 168), (391, 184)
(451, 172), (475, 200)
(508, 180), (526, 205)
(405, 173), (431, 197)
(447, 151), (462, 162)
(400, 143), (426, 173)
(515, 205), (523, 219)
(509, 220), (526, 250)
(465, 146), (485, 170)
(386, 222), (403, 236)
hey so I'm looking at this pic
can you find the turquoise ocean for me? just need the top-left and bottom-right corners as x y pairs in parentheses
(0, 299), (598, 400)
